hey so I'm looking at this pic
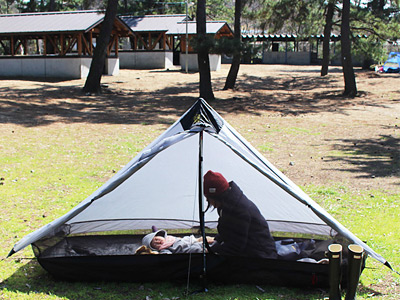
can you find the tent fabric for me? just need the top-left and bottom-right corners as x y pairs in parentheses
(9, 99), (389, 271)
(383, 52), (400, 73)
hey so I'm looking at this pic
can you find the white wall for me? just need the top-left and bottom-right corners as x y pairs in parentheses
(80, 58), (92, 78)
(119, 51), (173, 69)
(180, 53), (221, 71)
(105, 57), (119, 75)
(0, 57), (118, 79)
(21, 58), (46, 76)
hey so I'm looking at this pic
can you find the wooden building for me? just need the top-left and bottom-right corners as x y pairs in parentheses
(241, 33), (367, 65)
(119, 14), (233, 71)
(0, 10), (133, 78)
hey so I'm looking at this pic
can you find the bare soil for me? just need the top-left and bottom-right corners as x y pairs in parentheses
(1, 64), (400, 192)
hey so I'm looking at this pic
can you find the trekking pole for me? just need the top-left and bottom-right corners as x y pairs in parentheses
(328, 243), (343, 300)
(345, 244), (364, 300)
(198, 129), (208, 293)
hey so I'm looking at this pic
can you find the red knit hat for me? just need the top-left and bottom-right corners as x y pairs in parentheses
(203, 170), (229, 197)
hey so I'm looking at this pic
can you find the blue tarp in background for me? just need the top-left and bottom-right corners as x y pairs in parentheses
(383, 52), (400, 73)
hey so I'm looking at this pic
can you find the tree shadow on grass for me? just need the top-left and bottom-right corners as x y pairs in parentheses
(212, 74), (386, 116)
(0, 70), (397, 127)
(324, 135), (400, 182)
(358, 284), (384, 298)
(0, 83), (198, 127)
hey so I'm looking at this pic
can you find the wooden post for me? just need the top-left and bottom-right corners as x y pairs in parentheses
(36, 39), (39, 54)
(114, 35), (118, 57)
(11, 36), (14, 56)
(23, 38), (27, 55)
(77, 33), (82, 56)
(107, 37), (111, 56)
(89, 30), (93, 56)
(60, 34), (64, 56)
(43, 35), (47, 56)
(134, 35), (137, 50)
(82, 34), (89, 55)
(163, 33), (166, 50)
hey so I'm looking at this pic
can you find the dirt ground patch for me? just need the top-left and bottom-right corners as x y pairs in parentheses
(1, 64), (400, 192)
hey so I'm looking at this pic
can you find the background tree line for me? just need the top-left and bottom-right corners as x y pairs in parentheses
(5, 0), (397, 69)
(1, 0), (399, 97)
(0, 0), (231, 16)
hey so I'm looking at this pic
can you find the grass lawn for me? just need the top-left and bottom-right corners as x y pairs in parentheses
(1, 65), (399, 299)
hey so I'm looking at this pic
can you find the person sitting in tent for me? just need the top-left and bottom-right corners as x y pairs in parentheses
(203, 170), (278, 259)
(141, 229), (213, 254)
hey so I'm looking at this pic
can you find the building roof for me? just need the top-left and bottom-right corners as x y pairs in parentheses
(168, 21), (230, 35)
(241, 33), (367, 42)
(120, 14), (232, 36)
(0, 10), (105, 35)
(0, 11), (230, 38)
(120, 14), (187, 32)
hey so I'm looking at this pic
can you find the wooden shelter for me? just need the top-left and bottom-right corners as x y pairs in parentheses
(0, 10), (133, 57)
(121, 15), (232, 51)
(119, 14), (233, 70)
(0, 10), (133, 78)
(241, 33), (367, 65)
(120, 15), (185, 52)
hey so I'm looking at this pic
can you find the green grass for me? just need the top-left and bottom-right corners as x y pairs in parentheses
(304, 185), (400, 293)
(259, 142), (275, 152)
(1, 125), (399, 299)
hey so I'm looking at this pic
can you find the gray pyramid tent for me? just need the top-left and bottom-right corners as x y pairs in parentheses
(9, 98), (392, 286)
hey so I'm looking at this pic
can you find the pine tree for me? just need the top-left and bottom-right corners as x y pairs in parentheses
(83, 0), (118, 95)
(196, 0), (215, 100)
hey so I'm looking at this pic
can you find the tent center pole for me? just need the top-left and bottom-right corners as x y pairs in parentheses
(198, 129), (208, 292)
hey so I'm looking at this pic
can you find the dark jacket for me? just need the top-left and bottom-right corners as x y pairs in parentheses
(210, 181), (277, 259)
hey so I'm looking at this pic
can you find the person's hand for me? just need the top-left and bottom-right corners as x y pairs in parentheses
(206, 236), (214, 243)
(197, 236), (214, 243)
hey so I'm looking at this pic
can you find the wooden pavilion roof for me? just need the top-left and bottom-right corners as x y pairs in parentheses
(120, 14), (233, 37)
(0, 11), (133, 57)
(241, 33), (368, 42)
(0, 10), (133, 37)
(167, 20), (232, 36)
(120, 14), (232, 52)
(120, 14), (187, 33)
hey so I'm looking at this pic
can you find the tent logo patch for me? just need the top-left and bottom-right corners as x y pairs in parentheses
(193, 113), (201, 124)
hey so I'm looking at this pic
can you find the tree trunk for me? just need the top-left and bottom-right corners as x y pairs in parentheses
(46, 0), (57, 52)
(49, 0), (56, 11)
(83, 0), (118, 95)
(196, 0), (215, 100)
(27, 0), (36, 12)
(341, 0), (357, 97)
(224, 0), (243, 90)
(321, 0), (334, 76)
(123, 0), (128, 13)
